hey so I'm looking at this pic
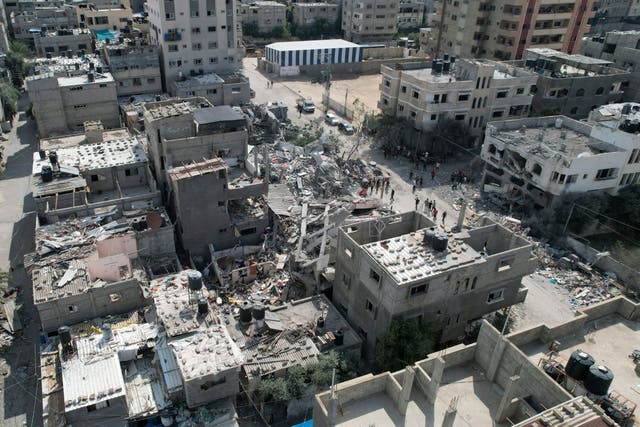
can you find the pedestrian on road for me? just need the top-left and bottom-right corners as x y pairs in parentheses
(415, 196), (420, 210)
(423, 199), (429, 212)
(431, 169), (436, 180)
(390, 189), (395, 201)
(271, 80), (274, 87)
(419, 176), (423, 187)
(432, 200), (436, 210)
(428, 200), (432, 211)
(442, 211), (447, 224)
(409, 171), (413, 180)
(433, 208), (438, 221)
(412, 184), (416, 193)
(436, 162), (440, 171)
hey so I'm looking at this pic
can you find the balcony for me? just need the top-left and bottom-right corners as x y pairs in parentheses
(164, 31), (181, 42)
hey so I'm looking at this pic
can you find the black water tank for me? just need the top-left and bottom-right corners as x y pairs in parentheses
(432, 234), (449, 252)
(239, 301), (253, 323)
(89, 62), (95, 70)
(197, 297), (208, 315)
(423, 227), (437, 245)
(622, 103), (632, 115)
(565, 350), (594, 381)
(48, 151), (58, 167)
(434, 61), (443, 74)
(187, 270), (203, 291)
(252, 303), (266, 321)
(450, 55), (456, 64)
(334, 330), (344, 346)
(87, 72), (95, 82)
(584, 364), (614, 396)
(443, 53), (449, 61)
(443, 61), (451, 73)
(317, 316), (325, 328)
(96, 66), (103, 74)
(38, 150), (46, 160)
(58, 326), (71, 346)
(41, 165), (53, 183)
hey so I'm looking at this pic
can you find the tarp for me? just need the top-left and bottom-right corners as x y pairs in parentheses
(94, 29), (121, 42)
(292, 421), (313, 427)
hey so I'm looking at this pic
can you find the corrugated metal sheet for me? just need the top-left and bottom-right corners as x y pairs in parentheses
(61, 353), (126, 412)
(154, 334), (183, 394)
(33, 259), (91, 303)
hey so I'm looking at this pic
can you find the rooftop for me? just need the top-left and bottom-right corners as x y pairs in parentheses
(525, 48), (613, 66)
(402, 67), (460, 83)
(589, 102), (640, 132)
(168, 158), (228, 182)
(37, 28), (91, 37)
(39, 127), (132, 150)
(58, 71), (114, 87)
(266, 39), (360, 51)
(520, 48), (628, 77)
(362, 228), (483, 284)
(143, 97), (212, 121)
(194, 106), (246, 125)
(514, 396), (613, 427)
(244, 1), (285, 7)
(32, 137), (147, 176)
(29, 54), (106, 76)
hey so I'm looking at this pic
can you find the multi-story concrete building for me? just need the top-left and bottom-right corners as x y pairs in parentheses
(292, 2), (340, 28)
(397, 0), (424, 29)
(342, 0), (398, 43)
(333, 211), (535, 356)
(26, 61), (120, 137)
(240, 1), (286, 34)
(480, 104), (640, 208)
(73, 1), (133, 31)
(32, 28), (93, 56)
(142, 98), (266, 258)
(146, 0), (244, 93)
(511, 48), (629, 118)
(432, 0), (596, 60)
(10, 5), (77, 39)
(581, 30), (640, 101)
(170, 71), (251, 106)
(0, 1), (10, 53)
(99, 37), (162, 96)
(379, 58), (538, 143)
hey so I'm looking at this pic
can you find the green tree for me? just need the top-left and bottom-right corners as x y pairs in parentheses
(6, 41), (32, 87)
(612, 184), (640, 229)
(375, 319), (435, 372)
(257, 376), (290, 402)
(0, 83), (20, 122)
(242, 22), (260, 37)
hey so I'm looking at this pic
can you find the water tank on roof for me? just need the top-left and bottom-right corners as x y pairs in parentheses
(101, 324), (113, 341)
(41, 166), (53, 183)
(239, 301), (253, 324)
(443, 53), (449, 61)
(187, 270), (203, 291)
(252, 303), (266, 321)
(334, 329), (344, 346)
(38, 150), (46, 160)
(622, 103), (632, 115)
(564, 350), (594, 380)
(197, 297), (208, 315)
(541, 358), (565, 383)
(443, 61), (451, 73)
(432, 234), (449, 252)
(423, 227), (437, 245)
(317, 316), (325, 328)
(584, 364), (614, 396)
(450, 55), (456, 64)
(434, 61), (443, 74)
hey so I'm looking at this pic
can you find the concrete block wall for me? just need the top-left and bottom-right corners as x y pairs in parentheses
(136, 225), (176, 258)
(183, 367), (240, 408)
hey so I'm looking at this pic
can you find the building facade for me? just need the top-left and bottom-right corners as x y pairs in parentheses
(10, 5), (77, 39)
(263, 39), (363, 76)
(240, 1), (286, 34)
(342, 0), (397, 43)
(146, 0), (244, 91)
(397, 0), (424, 29)
(333, 211), (535, 357)
(292, 3), (340, 28)
(379, 58), (538, 142)
(432, 0), (596, 60)
(100, 37), (163, 96)
(73, 1), (133, 31)
(32, 28), (93, 56)
(512, 48), (630, 118)
(481, 106), (640, 208)
(580, 30), (640, 101)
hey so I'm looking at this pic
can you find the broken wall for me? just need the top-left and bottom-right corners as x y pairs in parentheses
(183, 366), (240, 408)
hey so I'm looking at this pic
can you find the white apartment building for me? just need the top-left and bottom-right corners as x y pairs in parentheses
(481, 103), (640, 208)
(240, 1), (286, 34)
(147, 0), (244, 92)
(379, 58), (538, 143)
(342, 0), (397, 43)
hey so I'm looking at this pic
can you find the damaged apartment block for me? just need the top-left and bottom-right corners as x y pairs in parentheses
(334, 211), (536, 357)
(143, 98), (267, 260)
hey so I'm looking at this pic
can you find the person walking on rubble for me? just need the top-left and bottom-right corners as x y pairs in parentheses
(442, 211), (447, 224)
(431, 168), (436, 180)
(424, 199), (429, 212)
(415, 196), (420, 210)
(433, 208), (438, 221)
(390, 189), (395, 201)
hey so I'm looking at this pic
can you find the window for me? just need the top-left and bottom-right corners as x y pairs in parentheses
(365, 299), (374, 312)
(384, 79), (390, 87)
(496, 91), (508, 98)
(412, 91), (419, 98)
(208, 42), (218, 49)
(516, 87), (524, 95)
(369, 269), (380, 282)
(498, 258), (513, 272)
(455, 114), (465, 121)
(219, 228), (227, 233)
(430, 114), (437, 121)
(458, 94), (470, 101)
(124, 168), (139, 176)
(192, 27), (201, 34)
(398, 105), (404, 112)
(595, 87), (604, 95)
(240, 227), (257, 236)
(471, 277), (477, 289)
(147, 78), (156, 84)
(492, 111), (503, 118)
(570, 107), (578, 114)
(68, 305), (78, 313)
(231, 87), (241, 93)
(487, 289), (504, 303)
(410, 111), (417, 118)
(409, 284), (428, 296)
(207, 89), (217, 95)
(629, 149), (640, 164)
(532, 163), (542, 175)
(208, 26), (217, 32)
(595, 168), (616, 180)
(73, 104), (86, 109)
(217, 201), (225, 206)
(209, 57), (218, 64)
(194, 58), (203, 65)
(401, 86), (407, 93)
(567, 174), (577, 184)
(132, 78), (142, 86)
(576, 88), (585, 97)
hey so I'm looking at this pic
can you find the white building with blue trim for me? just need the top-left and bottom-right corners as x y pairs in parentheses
(263, 39), (364, 76)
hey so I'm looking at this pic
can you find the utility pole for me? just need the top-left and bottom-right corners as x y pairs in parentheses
(562, 202), (576, 235)
(322, 52), (332, 114)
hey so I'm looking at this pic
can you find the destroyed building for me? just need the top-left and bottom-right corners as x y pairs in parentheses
(29, 207), (176, 332)
(31, 125), (161, 223)
(314, 296), (639, 427)
(26, 55), (120, 137)
(481, 107), (640, 208)
(334, 211), (535, 357)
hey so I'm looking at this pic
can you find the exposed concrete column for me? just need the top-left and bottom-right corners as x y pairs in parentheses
(397, 366), (416, 415)
(454, 200), (467, 231)
(486, 335), (507, 382)
(495, 375), (521, 422)
(441, 396), (458, 427)
(328, 396), (338, 426)
(426, 357), (445, 404)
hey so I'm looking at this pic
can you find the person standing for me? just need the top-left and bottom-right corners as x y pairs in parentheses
(423, 199), (429, 212)
(431, 168), (436, 180)
(415, 196), (420, 210)
(390, 189), (395, 202)
(442, 211), (447, 224)
(433, 208), (438, 221)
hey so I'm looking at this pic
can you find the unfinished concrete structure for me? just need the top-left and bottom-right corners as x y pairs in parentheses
(580, 30), (640, 102)
(169, 71), (251, 106)
(168, 157), (267, 258)
(32, 28), (93, 56)
(379, 58), (538, 144)
(31, 128), (161, 223)
(152, 270), (244, 408)
(509, 48), (630, 119)
(240, 1), (286, 34)
(334, 211), (535, 357)
(99, 37), (162, 96)
(10, 5), (77, 39)
(481, 107), (640, 208)
(314, 296), (639, 426)
(26, 65), (120, 137)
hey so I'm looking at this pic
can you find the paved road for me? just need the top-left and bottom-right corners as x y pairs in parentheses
(0, 95), (42, 427)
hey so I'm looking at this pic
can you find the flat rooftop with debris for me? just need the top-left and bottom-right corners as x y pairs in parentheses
(39, 128), (132, 151)
(142, 97), (212, 121)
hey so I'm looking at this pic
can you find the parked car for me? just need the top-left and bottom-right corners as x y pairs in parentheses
(297, 98), (315, 113)
(325, 113), (339, 126)
(339, 122), (355, 134)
